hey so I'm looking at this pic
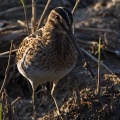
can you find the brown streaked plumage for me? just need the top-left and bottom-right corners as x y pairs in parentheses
(16, 7), (78, 118)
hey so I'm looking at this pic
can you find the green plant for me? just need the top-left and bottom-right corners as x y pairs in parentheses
(0, 103), (2, 120)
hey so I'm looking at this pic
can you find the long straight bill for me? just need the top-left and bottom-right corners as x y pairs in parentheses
(67, 33), (94, 77)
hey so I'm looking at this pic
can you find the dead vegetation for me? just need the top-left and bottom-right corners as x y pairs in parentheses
(0, 0), (120, 120)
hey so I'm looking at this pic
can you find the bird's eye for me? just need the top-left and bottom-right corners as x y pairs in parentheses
(55, 15), (60, 21)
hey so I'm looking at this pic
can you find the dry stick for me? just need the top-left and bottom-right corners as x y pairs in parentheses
(20, 0), (29, 35)
(4, 89), (14, 120)
(17, 20), (29, 28)
(22, 2), (30, 35)
(0, 5), (32, 17)
(0, 4), (45, 17)
(71, 0), (81, 110)
(72, 0), (80, 34)
(80, 48), (113, 74)
(77, 39), (98, 46)
(0, 30), (27, 45)
(37, 0), (52, 30)
(31, 1), (37, 116)
(31, 0), (36, 34)
(11, 97), (21, 106)
(0, 25), (19, 32)
(77, 27), (117, 34)
(12, 43), (17, 87)
(0, 44), (14, 118)
(0, 49), (17, 56)
(0, 40), (13, 96)
(17, 20), (26, 27)
(72, 0), (80, 14)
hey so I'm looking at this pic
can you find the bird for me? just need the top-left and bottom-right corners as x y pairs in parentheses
(16, 7), (78, 118)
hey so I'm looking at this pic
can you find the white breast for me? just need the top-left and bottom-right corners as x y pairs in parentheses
(17, 61), (75, 89)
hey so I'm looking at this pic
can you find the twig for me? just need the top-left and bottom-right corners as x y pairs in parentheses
(72, 0), (80, 35)
(77, 39), (98, 46)
(0, 4), (45, 17)
(11, 97), (21, 106)
(31, 0), (36, 34)
(0, 25), (19, 32)
(72, 0), (80, 14)
(37, 0), (52, 30)
(80, 48), (114, 74)
(76, 27), (117, 34)
(20, 0), (30, 35)
(0, 40), (13, 96)
(0, 49), (17, 56)
(17, 20), (29, 28)
(0, 5), (31, 17)
(0, 30), (27, 43)
(4, 89), (14, 120)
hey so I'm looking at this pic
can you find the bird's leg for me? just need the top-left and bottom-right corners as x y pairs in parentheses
(51, 83), (67, 120)
(32, 89), (37, 120)
(51, 82), (60, 115)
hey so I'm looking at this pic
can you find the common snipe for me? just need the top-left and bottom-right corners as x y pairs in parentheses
(16, 7), (78, 118)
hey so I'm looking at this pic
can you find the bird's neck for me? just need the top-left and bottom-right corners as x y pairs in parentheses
(43, 25), (74, 60)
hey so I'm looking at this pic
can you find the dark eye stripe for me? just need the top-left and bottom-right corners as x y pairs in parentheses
(61, 8), (73, 25)
(54, 7), (73, 27)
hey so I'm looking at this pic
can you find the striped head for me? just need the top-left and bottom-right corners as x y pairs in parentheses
(47, 7), (73, 32)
